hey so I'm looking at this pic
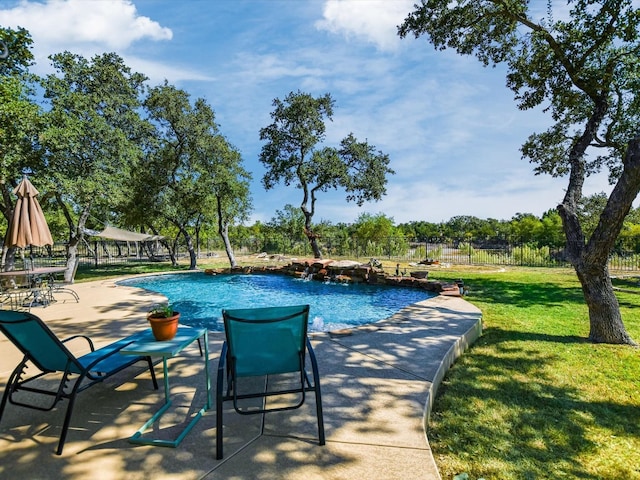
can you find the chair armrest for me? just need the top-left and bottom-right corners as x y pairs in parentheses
(62, 334), (95, 352)
(76, 329), (150, 372)
(78, 339), (137, 373)
(77, 329), (152, 375)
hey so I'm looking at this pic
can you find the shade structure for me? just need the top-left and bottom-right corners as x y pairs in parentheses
(6, 177), (54, 248)
(93, 225), (163, 242)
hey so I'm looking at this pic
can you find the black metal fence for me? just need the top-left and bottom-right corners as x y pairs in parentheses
(5, 239), (176, 270)
(10, 235), (640, 272)
(232, 234), (640, 271)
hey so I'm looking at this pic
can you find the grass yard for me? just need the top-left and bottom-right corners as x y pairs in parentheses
(425, 267), (640, 480)
(76, 259), (639, 479)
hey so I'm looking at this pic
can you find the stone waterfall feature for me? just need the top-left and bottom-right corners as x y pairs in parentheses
(205, 258), (463, 296)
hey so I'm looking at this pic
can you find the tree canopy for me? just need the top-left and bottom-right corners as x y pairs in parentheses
(141, 83), (217, 267)
(129, 83), (251, 268)
(0, 27), (252, 272)
(36, 51), (148, 280)
(400, 0), (640, 345)
(259, 90), (394, 258)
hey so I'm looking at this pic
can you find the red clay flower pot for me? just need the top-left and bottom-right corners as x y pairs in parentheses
(148, 312), (180, 341)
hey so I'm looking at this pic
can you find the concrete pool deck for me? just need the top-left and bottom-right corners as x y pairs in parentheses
(0, 276), (482, 480)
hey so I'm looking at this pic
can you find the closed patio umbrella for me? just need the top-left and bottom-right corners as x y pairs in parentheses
(6, 177), (53, 249)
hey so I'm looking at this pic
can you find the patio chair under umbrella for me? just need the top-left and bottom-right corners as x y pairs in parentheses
(6, 176), (53, 249)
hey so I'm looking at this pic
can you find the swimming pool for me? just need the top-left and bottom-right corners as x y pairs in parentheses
(119, 273), (433, 332)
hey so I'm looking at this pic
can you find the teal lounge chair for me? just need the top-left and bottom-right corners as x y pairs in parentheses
(0, 310), (158, 454)
(216, 304), (325, 459)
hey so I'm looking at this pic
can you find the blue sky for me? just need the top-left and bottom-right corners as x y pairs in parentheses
(0, 0), (616, 225)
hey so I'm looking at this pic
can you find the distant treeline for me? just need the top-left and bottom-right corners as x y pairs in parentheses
(223, 197), (640, 255)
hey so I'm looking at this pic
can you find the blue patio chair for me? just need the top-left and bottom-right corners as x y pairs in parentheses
(216, 304), (325, 459)
(0, 310), (158, 455)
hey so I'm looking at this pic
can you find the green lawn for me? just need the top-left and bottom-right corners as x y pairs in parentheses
(76, 261), (640, 479)
(427, 267), (640, 480)
(75, 262), (190, 281)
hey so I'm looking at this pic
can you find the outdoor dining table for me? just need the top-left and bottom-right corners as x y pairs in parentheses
(0, 266), (68, 307)
(0, 266), (67, 283)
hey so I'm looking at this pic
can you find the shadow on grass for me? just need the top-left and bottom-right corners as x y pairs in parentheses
(463, 277), (585, 309)
(611, 276), (640, 291)
(432, 326), (639, 479)
(486, 327), (587, 345)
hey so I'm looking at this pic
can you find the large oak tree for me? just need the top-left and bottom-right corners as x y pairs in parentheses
(130, 83), (251, 268)
(40, 51), (148, 281)
(400, 0), (640, 345)
(259, 91), (394, 258)
(208, 137), (252, 268)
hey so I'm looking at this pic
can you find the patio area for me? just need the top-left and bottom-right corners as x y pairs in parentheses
(0, 275), (482, 480)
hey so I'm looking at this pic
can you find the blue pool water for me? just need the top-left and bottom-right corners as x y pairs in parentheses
(119, 273), (433, 332)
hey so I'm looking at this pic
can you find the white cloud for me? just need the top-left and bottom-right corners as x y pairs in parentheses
(316, 0), (414, 52)
(0, 0), (175, 76)
(233, 52), (325, 82)
(1, 0), (171, 48)
(125, 56), (214, 85)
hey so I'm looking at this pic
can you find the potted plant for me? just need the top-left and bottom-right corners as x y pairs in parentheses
(147, 303), (180, 341)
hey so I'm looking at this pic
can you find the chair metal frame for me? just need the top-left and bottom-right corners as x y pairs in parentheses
(47, 257), (80, 303)
(216, 304), (325, 459)
(0, 269), (49, 311)
(0, 310), (158, 454)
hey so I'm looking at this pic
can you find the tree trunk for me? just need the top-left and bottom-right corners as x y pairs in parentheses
(216, 197), (237, 268)
(302, 215), (322, 259)
(574, 261), (636, 344)
(63, 202), (91, 283)
(220, 222), (237, 268)
(65, 227), (83, 283)
(307, 233), (322, 259)
(300, 187), (322, 258)
(182, 228), (197, 270)
(560, 134), (640, 346)
(55, 194), (86, 282)
(65, 239), (79, 283)
(167, 235), (179, 267)
(145, 226), (164, 261)
(101, 240), (111, 258)
(2, 246), (16, 271)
